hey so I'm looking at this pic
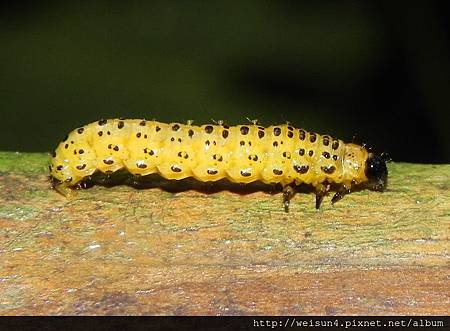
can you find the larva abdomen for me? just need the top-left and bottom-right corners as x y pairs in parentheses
(50, 118), (388, 210)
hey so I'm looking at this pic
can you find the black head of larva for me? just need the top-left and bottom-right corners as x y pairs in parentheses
(365, 153), (388, 191)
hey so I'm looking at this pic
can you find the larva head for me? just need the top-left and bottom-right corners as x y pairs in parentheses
(364, 153), (388, 191)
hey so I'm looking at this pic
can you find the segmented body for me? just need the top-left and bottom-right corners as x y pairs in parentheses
(50, 118), (373, 209)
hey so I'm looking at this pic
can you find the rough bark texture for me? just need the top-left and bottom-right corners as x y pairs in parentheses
(0, 151), (449, 315)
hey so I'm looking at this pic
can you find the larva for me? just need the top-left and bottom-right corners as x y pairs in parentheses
(49, 118), (388, 211)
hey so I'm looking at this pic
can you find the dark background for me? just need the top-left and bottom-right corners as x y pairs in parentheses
(1, 1), (449, 163)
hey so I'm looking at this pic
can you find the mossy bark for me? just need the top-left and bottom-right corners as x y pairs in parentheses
(0, 151), (449, 315)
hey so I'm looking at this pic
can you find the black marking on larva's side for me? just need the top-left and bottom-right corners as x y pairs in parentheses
(222, 124), (230, 129)
(299, 148), (305, 156)
(205, 140), (210, 146)
(177, 151), (189, 159)
(178, 138), (182, 143)
(73, 150), (77, 155)
(104, 159), (114, 165)
(144, 134), (148, 139)
(213, 154), (223, 162)
(299, 130), (306, 140)
(108, 144), (112, 149)
(149, 149), (154, 156)
(207, 169), (218, 175)
(293, 164), (309, 174)
(137, 162), (147, 169)
(332, 154), (338, 161)
(273, 169), (283, 175)
(171, 165), (182, 173)
(56, 165), (63, 171)
(139, 120), (146, 126)
(322, 151), (330, 159)
(321, 165), (336, 174)
(170, 137), (175, 142)
(98, 119), (107, 126)
(240, 126), (249, 135)
(273, 127), (281, 136)
(79, 149), (84, 154)
(240, 170), (251, 177)
(77, 128), (84, 134)
(76, 164), (86, 170)
(282, 151), (291, 159)
(70, 141), (74, 144)
(172, 124), (180, 131)
(288, 126), (294, 131)
(332, 140), (339, 150)
(107, 131), (111, 135)
(118, 121), (124, 129)
(310, 133), (317, 143)
(136, 132), (141, 138)
(205, 125), (214, 134)
(240, 140), (245, 146)
(308, 150), (314, 157)
(287, 131), (294, 138)
(323, 136), (330, 146)
(248, 155), (259, 161)
(188, 129), (194, 137)
(258, 130), (265, 138)
(113, 146), (119, 152)
(273, 141), (278, 147)
(156, 126), (161, 132)
(64, 144), (69, 149)
(98, 131), (103, 136)
(222, 130), (229, 138)
(62, 135), (68, 143)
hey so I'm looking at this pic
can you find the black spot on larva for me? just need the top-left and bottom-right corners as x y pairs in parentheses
(177, 151), (182, 157)
(149, 150), (154, 156)
(310, 133), (317, 143)
(332, 154), (338, 161)
(207, 169), (218, 175)
(52, 151), (56, 157)
(288, 126), (294, 131)
(136, 132), (141, 138)
(73, 150), (77, 155)
(144, 134), (148, 139)
(139, 120), (146, 126)
(98, 119), (107, 126)
(70, 141), (74, 144)
(77, 127), (84, 134)
(143, 148), (147, 153)
(108, 144), (112, 149)
(103, 159), (114, 165)
(213, 154), (223, 162)
(171, 165), (182, 173)
(293, 165), (309, 174)
(222, 124), (230, 129)
(107, 131), (111, 135)
(322, 151), (330, 159)
(170, 137), (175, 142)
(188, 129), (194, 137)
(76, 164), (86, 170)
(308, 150), (314, 157)
(137, 163), (147, 169)
(62, 135), (68, 142)
(172, 124), (180, 131)
(323, 136), (330, 146)
(273, 141), (278, 147)
(79, 149), (84, 154)
(178, 138), (182, 143)
(299, 130), (306, 140)
(273, 169), (283, 175)
(205, 140), (210, 146)
(98, 131), (103, 136)
(287, 131), (294, 138)
(240, 140), (245, 146)
(332, 140), (339, 150)
(156, 126), (161, 132)
(113, 146), (119, 152)
(222, 130), (229, 138)
(118, 121), (124, 129)
(205, 125), (214, 134)
(240, 170), (251, 177)
(56, 165), (63, 171)
(273, 127), (281, 136)
(321, 165), (336, 174)
(248, 155), (258, 161)
(282, 151), (291, 158)
(240, 126), (249, 135)
(258, 130), (265, 138)
(299, 148), (305, 156)
(64, 144), (69, 149)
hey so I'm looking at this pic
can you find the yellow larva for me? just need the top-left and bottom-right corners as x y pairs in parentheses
(49, 118), (388, 210)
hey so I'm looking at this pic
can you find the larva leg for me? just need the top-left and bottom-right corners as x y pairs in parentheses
(331, 185), (352, 205)
(315, 182), (331, 209)
(282, 185), (295, 213)
(53, 183), (77, 199)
